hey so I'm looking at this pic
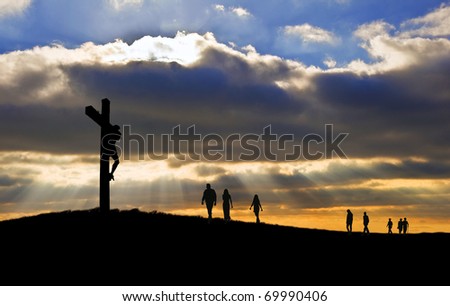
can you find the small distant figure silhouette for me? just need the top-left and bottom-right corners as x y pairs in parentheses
(346, 209), (353, 233)
(402, 217), (409, 234)
(249, 194), (263, 223)
(201, 183), (217, 223)
(104, 124), (121, 181)
(397, 218), (403, 234)
(363, 211), (370, 234)
(387, 218), (393, 234)
(222, 189), (233, 223)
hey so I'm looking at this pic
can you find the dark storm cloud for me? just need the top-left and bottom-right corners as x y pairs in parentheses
(284, 186), (446, 209)
(65, 59), (303, 134)
(0, 104), (99, 154)
(0, 41), (310, 160)
(0, 175), (31, 187)
(309, 60), (450, 160)
(194, 164), (227, 177)
(1, 31), (449, 169)
(290, 159), (450, 188)
(305, 159), (450, 185)
(57, 57), (313, 161)
(2, 50), (448, 172)
(371, 159), (450, 179)
(0, 185), (28, 206)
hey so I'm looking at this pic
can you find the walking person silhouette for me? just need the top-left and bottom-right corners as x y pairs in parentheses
(222, 189), (233, 223)
(397, 218), (403, 234)
(201, 183), (217, 223)
(402, 217), (409, 234)
(363, 211), (370, 234)
(249, 194), (263, 223)
(346, 209), (353, 233)
(387, 218), (393, 234)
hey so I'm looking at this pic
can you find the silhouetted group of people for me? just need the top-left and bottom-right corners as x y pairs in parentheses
(386, 217), (409, 234)
(96, 123), (411, 233)
(95, 120), (414, 234)
(346, 209), (410, 234)
(396, 217), (409, 234)
(347, 210), (370, 234)
(346, 210), (370, 234)
(201, 183), (263, 224)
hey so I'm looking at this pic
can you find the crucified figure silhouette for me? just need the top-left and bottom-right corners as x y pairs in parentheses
(103, 124), (121, 181)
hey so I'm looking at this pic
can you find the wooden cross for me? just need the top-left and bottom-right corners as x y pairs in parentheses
(85, 98), (115, 213)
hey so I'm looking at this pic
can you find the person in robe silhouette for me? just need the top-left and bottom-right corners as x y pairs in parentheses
(397, 218), (403, 234)
(222, 189), (233, 223)
(249, 194), (263, 223)
(346, 209), (353, 233)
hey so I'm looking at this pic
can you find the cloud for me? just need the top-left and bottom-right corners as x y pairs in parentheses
(349, 17), (450, 73)
(231, 7), (251, 17)
(194, 165), (227, 177)
(0, 28), (449, 165)
(283, 24), (339, 45)
(213, 4), (252, 18)
(400, 3), (450, 37)
(0, 18), (449, 164)
(0, 32), (218, 108)
(323, 57), (336, 68)
(1, 153), (449, 219)
(0, 0), (31, 19)
(108, 0), (143, 11)
(0, 0), (258, 56)
(348, 4), (450, 74)
(0, 175), (31, 187)
(213, 4), (225, 12)
(0, 32), (309, 157)
(311, 64), (450, 160)
(353, 20), (395, 41)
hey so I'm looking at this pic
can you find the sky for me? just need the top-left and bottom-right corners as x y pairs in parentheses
(1, 0), (450, 233)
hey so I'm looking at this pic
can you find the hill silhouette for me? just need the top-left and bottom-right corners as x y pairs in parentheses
(1, 208), (449, 286)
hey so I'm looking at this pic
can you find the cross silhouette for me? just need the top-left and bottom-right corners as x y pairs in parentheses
(85, 98), (119, 213)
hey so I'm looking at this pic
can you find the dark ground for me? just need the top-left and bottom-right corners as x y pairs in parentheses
(0, 208), (448, 286)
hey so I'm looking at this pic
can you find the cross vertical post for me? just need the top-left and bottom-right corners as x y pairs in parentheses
(99, 99), (110, 213)
(85, 98), (115, 214)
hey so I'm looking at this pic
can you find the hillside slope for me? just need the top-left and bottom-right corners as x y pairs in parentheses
(1, 208), (448, 286)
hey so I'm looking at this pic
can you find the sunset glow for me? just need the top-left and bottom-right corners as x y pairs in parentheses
(1, 1), (450, 233)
